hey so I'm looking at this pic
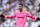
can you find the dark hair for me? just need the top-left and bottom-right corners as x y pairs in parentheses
(0, 14), (5, 22)
(19, 3), (23, 7)
(38, 3), (40, 6)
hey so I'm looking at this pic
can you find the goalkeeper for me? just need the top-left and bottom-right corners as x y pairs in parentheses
(0, 3), (39, 27)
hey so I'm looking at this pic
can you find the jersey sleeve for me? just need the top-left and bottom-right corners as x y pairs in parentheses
(26, 11), (37, 19)
(6, 12), (16, 19)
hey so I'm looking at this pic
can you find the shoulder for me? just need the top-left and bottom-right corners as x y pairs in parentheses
(15, 11), (19, 13)
(25, 11), (30, 14)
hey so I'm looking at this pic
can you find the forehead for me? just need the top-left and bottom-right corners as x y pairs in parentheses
(19, 5), (22, 6)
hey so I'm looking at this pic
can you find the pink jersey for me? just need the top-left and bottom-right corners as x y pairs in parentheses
(6, 10), (36, 27)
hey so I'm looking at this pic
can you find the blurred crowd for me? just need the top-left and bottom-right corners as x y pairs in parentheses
(0, 0), (40, 27)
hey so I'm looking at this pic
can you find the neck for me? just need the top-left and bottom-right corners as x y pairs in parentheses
(20, 9), (23, 12)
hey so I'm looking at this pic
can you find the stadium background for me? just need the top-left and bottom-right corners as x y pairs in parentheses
(0, 0), (40, 27)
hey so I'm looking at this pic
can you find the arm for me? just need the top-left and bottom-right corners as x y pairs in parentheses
(26, 11), (37, 19)
(4, 13), (16, 19)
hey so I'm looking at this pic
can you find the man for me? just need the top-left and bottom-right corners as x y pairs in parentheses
(1, 3), (37, 27)
(0, 14), (5, 24)
(0, 14), (5, 27)
(37, 3), (40, 27)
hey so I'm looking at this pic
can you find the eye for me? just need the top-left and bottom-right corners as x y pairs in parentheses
(19, 6), (21, 7)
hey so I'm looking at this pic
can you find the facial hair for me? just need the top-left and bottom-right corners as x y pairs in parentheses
(19, 8), (23, 12)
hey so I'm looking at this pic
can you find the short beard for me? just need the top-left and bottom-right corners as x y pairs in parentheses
(19, 8), (23, 12)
